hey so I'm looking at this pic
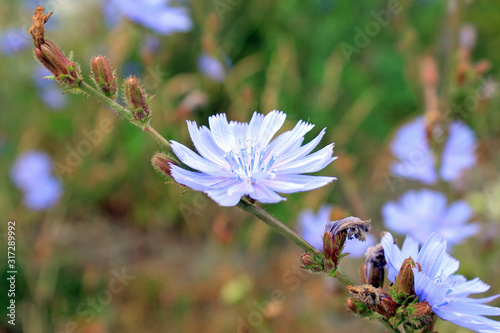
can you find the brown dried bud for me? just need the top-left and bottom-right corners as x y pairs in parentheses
(394, 257), (416, 296)
(347, 285), (398, 320)
(151, 152), (175, 179)
(324, 216), (371, 242)
(91, 56), (117, 100)
(124, 76), (152, 122)
(29, 6), (52, 48)
(34, 39), (82, 86)
(363, 243), (386, 288)
(346, 285), (381, 307)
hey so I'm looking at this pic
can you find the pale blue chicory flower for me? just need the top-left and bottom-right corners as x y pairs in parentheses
(198, 53), (226, 83)
(11, 150), (62, 211)
(104, 0), (192, 35)
(170, 111), (336, 206)
(391, 117), (477, 184)
(382, 232), (500, 333)
(382, 189), (479, 246)
(297, 205), (375, 257)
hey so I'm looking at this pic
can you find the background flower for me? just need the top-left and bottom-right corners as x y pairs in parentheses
(390, 117), (477, 184)
(170, 111), (336, 206)
(382, 189), (479, 246)
(297, 205), (375, 257)
(104, 0), (192, 35)
(198, 53), (226, 83)
(382, 232), (500, 332)
(11, 150), (63, 211)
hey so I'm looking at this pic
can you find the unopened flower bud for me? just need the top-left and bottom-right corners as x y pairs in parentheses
(363, 243), (386, 288)
(407, 302), (432, 318)
(299, 253), (322, 272)
(394, 257), (416, 296)
(124, 76), (152, 122)
(91, 56), (117, 100)
(151, 152), (175, 179)
(34, 39), (82, 86)
(377, 289), (398, 319)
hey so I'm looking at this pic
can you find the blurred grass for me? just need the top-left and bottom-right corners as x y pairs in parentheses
(1, 0), (500, 332)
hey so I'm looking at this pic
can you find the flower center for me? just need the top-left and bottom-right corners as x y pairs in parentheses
(224, 141), (276, 183)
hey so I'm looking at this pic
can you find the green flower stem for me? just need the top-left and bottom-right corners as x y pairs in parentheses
(77, 81), (177, 160)
(237, 198), (355, 287)
(381, 320), (402, 333)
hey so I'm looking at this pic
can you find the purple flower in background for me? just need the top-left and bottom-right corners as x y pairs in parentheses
(0, 28), (31, 56)
(441, 121), (477, 182)
(23, 177), (63, 211)
(382, 232), (500, 333)
(382, 189), (479, 246)
(198, 53), (226, 83)
(33, 67), (68, 110)
(104, 0), (192, 35)
(390, 117), (477, 184)
(11, 150), (63, 211)
(170, 111), (336, 206)
(297, 205), (375, 257)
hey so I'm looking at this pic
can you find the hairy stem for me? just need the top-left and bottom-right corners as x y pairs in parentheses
(237, 198), (355, 286)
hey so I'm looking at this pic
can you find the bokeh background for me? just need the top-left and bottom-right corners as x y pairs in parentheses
(1, 0), (500, 332)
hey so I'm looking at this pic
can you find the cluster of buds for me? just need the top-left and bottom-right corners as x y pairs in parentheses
(348, 255), (433, 330)
(91, 56), (117, 100)
(30, 6), (154, 124)
(124, 77), (153, 123)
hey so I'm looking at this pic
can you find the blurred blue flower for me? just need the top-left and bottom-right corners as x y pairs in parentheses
(297, 205), (375, 257)
(198, 53), (226, 82)
(33, 67), (68, 110)
(170, 111), (336, 206)
(390, 117), (477, 184)
(0, 28), (31, 56)
(23, 177), (63, 211)
(104, 0), (192, 35)
(382, 189), (479, 246)
(441, 121), (478, 182)
(382, 232), (500, 333)
(11, 150), (63, 211)
(11, 151), (53, 190)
